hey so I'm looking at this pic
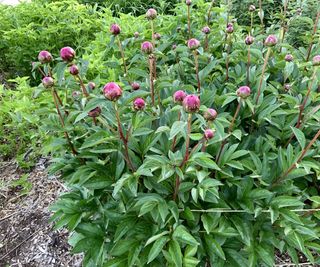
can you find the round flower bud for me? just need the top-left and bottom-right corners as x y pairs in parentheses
(133, 98), (145, 110)
(236, 86), (251, 98)
(103, 82), (122, 101)
(284, 84), (291, 91)
(183, 94), (200, 113)
(226, 23), (234, 34)
(134, 32), (139, 38)
(38, 50), (53, 64)
(131, 82), (140, 90)
(204, 129), (215, 140)
(204, 108), (218, 121)
(202, 26), (211, 35)
(153, 32), (161, 40)
(186, 0), (192, 6)
(172, 44), (177, 50)
(88, 107), (102, 118)
(285, 54), (294, 62)
(72, 91), (81, 100)
(141, 41), (154, 54)
(249, 5), (256, 12)
(173, 90), (187, 103)
(245, 35), (254, 45)
(264, 35), (278, 47)
(187, 38), (200, 50)
(60, 46), (75, 62)
(42, 76), (54, 88)
(69, 64), (79, 76)
(312, 55), (320, 66)
(110, 23), (121, 36)
(146, 8), (157, 20)
(88, 82), (96, 90)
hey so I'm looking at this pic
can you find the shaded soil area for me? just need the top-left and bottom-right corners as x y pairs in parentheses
(0, 158), (82, 266)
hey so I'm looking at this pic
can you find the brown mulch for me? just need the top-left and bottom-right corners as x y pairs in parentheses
(0, 158), (82, 267)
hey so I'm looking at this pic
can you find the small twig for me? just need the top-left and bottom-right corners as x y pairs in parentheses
(305, 11), (320, 62)
(0, 211), (20, 223)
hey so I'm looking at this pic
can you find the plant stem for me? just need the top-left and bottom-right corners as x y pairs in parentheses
(51, 88), (77, 155)
(306, 11), (320, 62)
(246, 44), (251, 86)
(171, 111), (181, 151)
(216, 99), (241, 163)
(259, 0), (264, 31)
(279, 0), (289, 49)
(151, 20), (155, 48)
(250, 12), (253, 35)
(204, 35), (209, 51)
(225, 35), (231, 81)
(187, 5), (191, 39)
(76, 75), (89, 97)
(148, 54), (155, 106)
(117, 36), (128, 75)
(174, 113), (192, 201)
(193, 51), (201, 95)
(37, 67), (46, 77)
(296, 67), (318, 128)
(93, 117), (97, 126)
(114, 102), (135, 171)
(201, 138), (207, 152)
(274, 128), (320, 185)
(255, 47), (271, 105)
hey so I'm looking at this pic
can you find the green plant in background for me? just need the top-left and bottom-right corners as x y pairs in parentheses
(24, 1), (320, 266)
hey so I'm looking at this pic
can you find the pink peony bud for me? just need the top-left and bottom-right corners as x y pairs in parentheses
(172, 44), (177, 50)
(88, 82), (96, 90)
(38, 50), (53, 64)
(187, 38), (200, 50)
(312, 55), (320, 66)
(226, 23), (234, 34)
(88, 107), (102, 118)
(173, 90), (187, 103)
(186, 0), (192, 5)
(245, 35), (254, 45)
(72, 91), (81, 100)
(264, 35), (278, 47)
(249, 5), (256, 12)
(183, 94), (200, 113)
(133, 98), (145, 110)
(69, 64), (79, 76)
(110, 24), (121, 35)
(60, 47), (75, 62)
(146, 8), (157, 20)
(236, 86), (251, 98)
(284, 84), (291, 91)
(204, 108), (218, 121)
(42, 76), (54, 88)
(204, 129), (215, 140)
(134, 32), (139, 38)
(153, 32), (161, 40)
(285, 54), (293, 62)
(202, 26), (211, 34)
(131, 82), (140, 90)
(103, 82), (122, 101)
(141, 41), (154, 54)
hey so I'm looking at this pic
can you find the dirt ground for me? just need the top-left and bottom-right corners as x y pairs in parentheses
(0, 158), (82, 267)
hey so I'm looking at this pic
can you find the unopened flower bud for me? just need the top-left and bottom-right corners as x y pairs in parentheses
(204, 129), (215, 140)
(186, 0), (192, 6)
(146, 8), (157, 20)
(245, 35), (254, 45)
(183, 94), (200, 113)
(133, 98), (145, 110)
(141, 41), (153, 54)
(264, 35), (278, 47)
(38, 50), (53, 64)
(226, 23), (234, 34)
(172, 44), (177, 50)
(187, 38), (200, 50)
(131, 82), (140, 90)
(72, 91), (81, 100)
(42, 76), (54, 88)
(60, 46), (75, 62)
(202, 26), (211, 34)
(312, 55), (320, 66)
(88, 82), (96, 90)
(236, 86), (251, 98)
(204, 108), (217, 121)
(134, 32), (139, 38)
(249, 5), (256, 12)
(69, 64), (79, 76)
(284, 84), (291, 91)
(285, 54), (294, 62)
(153, 32), (161, 40)
(173, 90), (187, 103)
(110, 24), (121, 35)
(103, 82), (122, 101)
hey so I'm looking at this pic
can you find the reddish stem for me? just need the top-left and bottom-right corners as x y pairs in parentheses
(76, 75), (89, 97)
(93, 117), (97, 126)
(306, 11), (320, 62)
(247, 45), (251, 86)
(148, 55), (155, 106)
(193, 51), (201, 95)
(187, 5), (191, 39)
(204, 35), (209, 51)
(151, 20), (155, 48)
(225, 35), (231, 81)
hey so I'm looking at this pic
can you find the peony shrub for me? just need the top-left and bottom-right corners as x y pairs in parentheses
(34, 2), (320, 266)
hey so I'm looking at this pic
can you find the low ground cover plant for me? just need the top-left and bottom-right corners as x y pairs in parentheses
(3, 0), (320, 266)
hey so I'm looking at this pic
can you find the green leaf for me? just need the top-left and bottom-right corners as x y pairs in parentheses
(291, 127), (306, 149)
(168, 240), (182, 267)
(147, 236), (168, 263)
(204, 234), (226, 260)
(169, 121), (187, 140)
(173, 225), (199, 246)
(80, 131), (113, 149)
(145, 231), (170, 246)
